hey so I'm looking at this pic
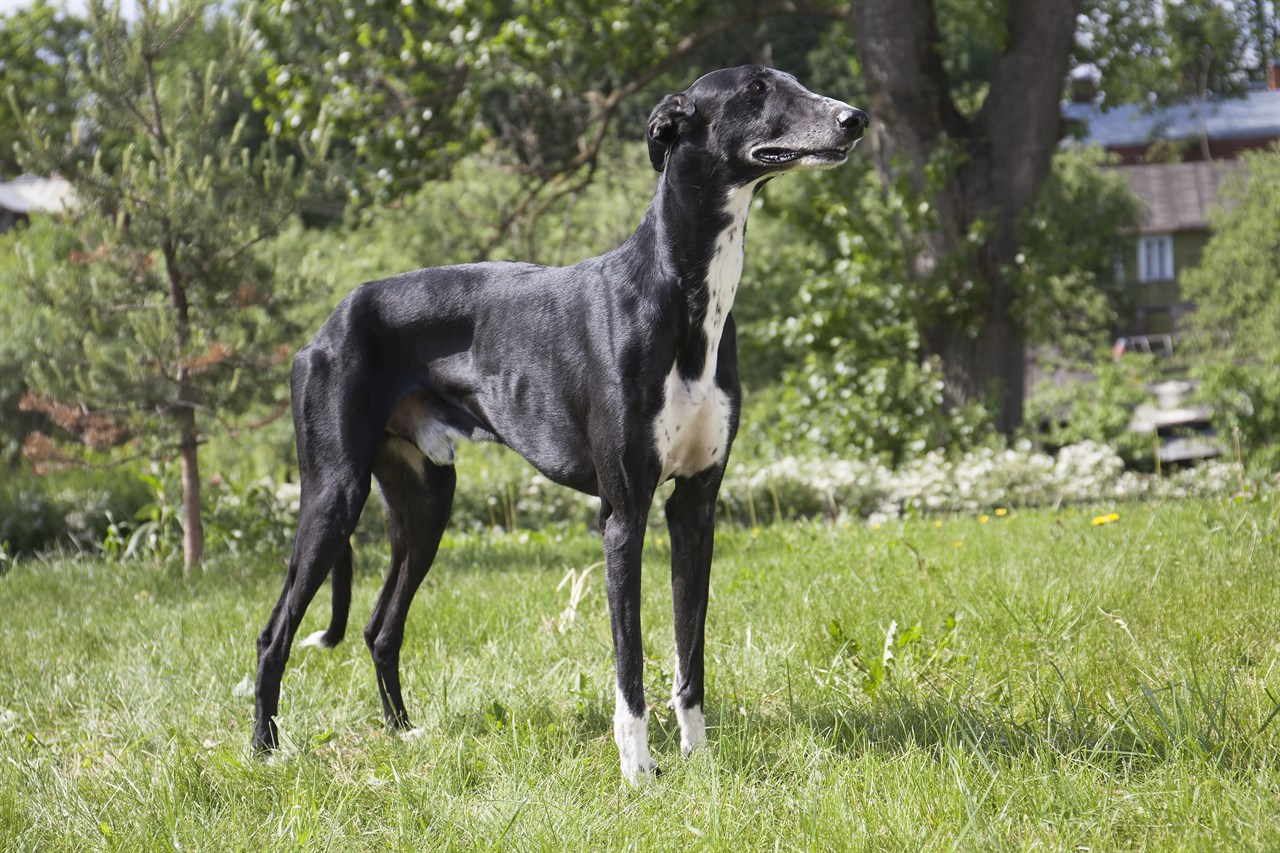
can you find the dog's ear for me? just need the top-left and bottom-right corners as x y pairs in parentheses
(647, 93), (696, 172)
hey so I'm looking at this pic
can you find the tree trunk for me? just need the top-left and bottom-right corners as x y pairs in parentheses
(851, 0), (1081, 435)
(164, 242), (204, 576)
(142, 45), (204, 575)
(177, 388), (204, 578)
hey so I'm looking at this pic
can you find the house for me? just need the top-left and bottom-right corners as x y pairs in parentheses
(1063, 62), (1280, 346)
(0, 175), (74, 234)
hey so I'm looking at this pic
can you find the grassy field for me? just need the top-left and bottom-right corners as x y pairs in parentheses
(1, 496), (1279, 850)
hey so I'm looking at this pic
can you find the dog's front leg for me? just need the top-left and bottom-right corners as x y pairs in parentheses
(602, 504), (659, 784)
(665, 469), (721, 756)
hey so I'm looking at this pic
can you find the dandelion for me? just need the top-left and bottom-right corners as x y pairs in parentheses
(751, 527), (761, 538)
(995, 507), (1008, 517)
(871, 522), (881, 531)
(953, 540), (964, 548)
(933, 520), (943, 528)
(1090, 512), (1120, 526)
(978, 514), (989, 524)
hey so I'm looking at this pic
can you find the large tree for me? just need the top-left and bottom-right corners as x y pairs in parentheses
(849, 0), (1082, 433)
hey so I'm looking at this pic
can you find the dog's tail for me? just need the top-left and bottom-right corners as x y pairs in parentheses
(298, 539), (353, 650)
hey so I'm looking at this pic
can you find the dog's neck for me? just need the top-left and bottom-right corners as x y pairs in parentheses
(635, 163), (759, 381)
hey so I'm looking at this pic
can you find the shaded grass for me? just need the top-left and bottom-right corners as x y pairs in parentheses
(1, 497), (1279, 849)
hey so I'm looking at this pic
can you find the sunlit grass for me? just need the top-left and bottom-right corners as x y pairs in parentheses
(1, 496), (1278, 849)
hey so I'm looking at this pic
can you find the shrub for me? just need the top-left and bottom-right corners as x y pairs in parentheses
(0, 468), (152, 558)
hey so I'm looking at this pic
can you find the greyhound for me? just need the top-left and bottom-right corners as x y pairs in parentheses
(252, 65), (867, 784)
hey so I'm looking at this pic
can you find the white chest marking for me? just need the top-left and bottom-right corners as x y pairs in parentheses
(654, 185), (755, 482)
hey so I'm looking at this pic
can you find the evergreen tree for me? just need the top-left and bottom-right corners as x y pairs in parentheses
(14, 0), (312, 575)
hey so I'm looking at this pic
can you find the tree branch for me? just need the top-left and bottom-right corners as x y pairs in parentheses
(480, 0), (850, 259)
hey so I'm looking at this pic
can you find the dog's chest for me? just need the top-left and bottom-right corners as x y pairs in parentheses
(652, 186), (752, 481)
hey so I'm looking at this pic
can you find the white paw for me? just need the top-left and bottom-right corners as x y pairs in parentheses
(620, 752), (661, 786)
(614, 695), (659, 786)
(675, 703), (706, 756)
(298, 630), (333, 650)
(400, 726), (426, 740)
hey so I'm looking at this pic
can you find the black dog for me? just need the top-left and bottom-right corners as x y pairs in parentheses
(253, 65), (866, 783)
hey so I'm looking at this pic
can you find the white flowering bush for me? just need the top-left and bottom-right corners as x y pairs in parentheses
(718, 440), (1244, 525)
(426, 440), (1248, 531)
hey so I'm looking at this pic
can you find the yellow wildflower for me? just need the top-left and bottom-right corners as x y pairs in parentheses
(995, 507), (1008, 517)
(933, 520), (943, 528)
(1090, 512), (1121, 526)
(978, 514), (990, 524)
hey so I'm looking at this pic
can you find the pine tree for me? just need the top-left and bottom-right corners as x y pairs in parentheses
(14, 0), (312, 575)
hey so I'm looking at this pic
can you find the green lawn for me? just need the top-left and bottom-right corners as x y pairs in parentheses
(2, 497), (1279, 850)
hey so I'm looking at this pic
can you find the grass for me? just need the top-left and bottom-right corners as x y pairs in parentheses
(1, 496), (1279, 850)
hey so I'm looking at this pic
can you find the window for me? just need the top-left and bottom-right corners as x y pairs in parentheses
(1137, 234), (1174, 282)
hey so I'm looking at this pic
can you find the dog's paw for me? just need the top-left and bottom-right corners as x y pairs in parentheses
(399, 726), (426, 740)
(298, 630), (333, 650)
(620, 754), (661, 786)
(614, 704), (659, 787)
(675, 703), (707, 756)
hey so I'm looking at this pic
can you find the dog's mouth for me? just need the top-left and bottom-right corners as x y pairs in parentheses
(750, 145), (853, 166)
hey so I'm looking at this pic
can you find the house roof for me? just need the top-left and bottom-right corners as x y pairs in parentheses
(1118, 160), (1246, 234)
(1063, 88), (1280, 149)
(0, 175), (75, 215)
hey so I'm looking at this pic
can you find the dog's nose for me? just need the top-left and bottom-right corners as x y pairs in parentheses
(838, 108), (869, 134)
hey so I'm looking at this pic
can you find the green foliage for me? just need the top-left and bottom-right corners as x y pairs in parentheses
(248, 0), (497, 199)
(0, 218), (70, 465)
(1180, 147), (1280, 470)
(0, 0), (90, 174)
(1076, 0), (1277, 105)
(1012, 145), (1139, 357)
(735, 142), (1134, 463)
(1193, 357), (1280, 473)
(734, 150), (980, 463)
(247, 0), (707, 198)
(1181, 148), (1280, 358)
(0, 468), (151, 557)
(1025, 352), (1159, 459)
(13, 1), (309, 460)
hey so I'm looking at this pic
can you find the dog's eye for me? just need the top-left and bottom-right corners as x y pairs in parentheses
(746, 79), (767, 94)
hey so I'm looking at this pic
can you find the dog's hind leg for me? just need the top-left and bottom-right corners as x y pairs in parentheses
(252, 471), (371, 752)
(298, 540), (353, 650)
(364, 437), (455, 732)
(666, 468), (723, 756)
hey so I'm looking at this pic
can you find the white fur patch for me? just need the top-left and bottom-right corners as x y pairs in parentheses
(653, 184), (756, 481)
(670, 659), (707, 756)
(298, 630), (333, 650)
(675, 703), (706, 756)
(614, 686), (658, 785)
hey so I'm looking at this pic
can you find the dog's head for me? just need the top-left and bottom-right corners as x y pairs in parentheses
(646, 65), (868, 180)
